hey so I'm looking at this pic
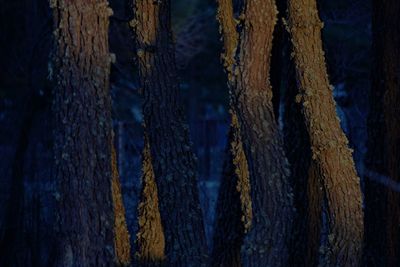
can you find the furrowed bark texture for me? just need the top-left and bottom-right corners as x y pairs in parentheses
(364, 1), (400, 266)
(281, 48), (323, 267)
(50, 0), (116, 266)
(211, 116), (251, 267)
(112, 146), (131, 266)
(136, 136), (165, 267)
(217, 0), (294, 266)
(133, 1), (208, 266)
(212, 1), (252, 266)
(287, 0), (364, 266)
(380, 1), (400, 266)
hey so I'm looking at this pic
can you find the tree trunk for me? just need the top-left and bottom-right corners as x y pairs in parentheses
(270, 2), (324, 265)
(132, 1), (209, 266)
(112, 146), (131, 266)
(136, 136), (165, 267)
(281, 44), (323, 267)
(50, 1), (116, 266)
(287, 0), (364, 266)
(364, 1), (400, 266)
(216, 0), (294, 266)
(379, 1), (400, 265)
(211, 116), (251, 267)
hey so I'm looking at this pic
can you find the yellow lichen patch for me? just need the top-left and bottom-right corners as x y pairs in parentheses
(136, 137), (165, 264)
(111, 146), (132, 266)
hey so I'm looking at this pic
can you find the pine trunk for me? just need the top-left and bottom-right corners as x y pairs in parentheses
(133, 1), (208, 266)
(50, 1), (116, 266)
(287, 0), (364, 266)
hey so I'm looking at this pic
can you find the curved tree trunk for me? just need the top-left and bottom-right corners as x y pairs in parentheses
(216, 0), (294, 266)
(212, 1), (251, 265)
(132, 1), (208, 266)
(281, 48), (323, 267)
(287, 0), (364, 266)
(50, 1), (116, 266)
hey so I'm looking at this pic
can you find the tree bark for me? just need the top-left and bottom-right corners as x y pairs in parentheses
(211, 116), (251, 267)
(112, 146), (131, 266)
(211, 0), (251, 265)
(132, 1), (209, 266)
(287, 0), (364, 266)
(364, 1), (400, 266)
(281, 45), (323, 267)
(50, 1), (116, 266)
(379, 1), (400, 265)
(216, 0), (294, 266)
(136, 136), (165, 267)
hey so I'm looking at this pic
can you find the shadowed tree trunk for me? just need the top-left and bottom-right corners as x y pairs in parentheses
(280, 41), (323, 267)
(50, 0), (117, 266)
(216, 0), (294, 266)
(211, 116), (251, 267)
(287, 0), (364, 266)
(379, 1), (400, 265)
(364, 1), (400, 266)
(132, 0), (209, 266)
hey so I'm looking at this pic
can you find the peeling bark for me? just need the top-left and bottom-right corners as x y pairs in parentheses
(132, 0), (208, 266)
(216, 0), (294, 266)
(287, 0), (364, 266)
(50, 0), (116, 266)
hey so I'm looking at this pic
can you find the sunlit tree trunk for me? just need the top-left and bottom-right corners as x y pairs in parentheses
(50, 0), (116, 266)
(136, 136), (165, 267)
(111, 146), (131, 266)
(133, 0), (208, 266)
(216, 0), (294, 266)
(287, 0), (364, 266)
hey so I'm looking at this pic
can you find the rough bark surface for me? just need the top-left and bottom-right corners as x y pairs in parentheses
(112, 146), (131, 266)
(50, 0), (116, 266)
(212, 1), (251, 265)
(287, 0), (364, 266)
(211, 116), (251, 267)
(216, 0), (294, 266)
(132, 0), (208, 266)
(281, 49), (323, 267)
(380, 1), (400, 266)
(136, 136), (165, 267)
(364, 1), (400, 266)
